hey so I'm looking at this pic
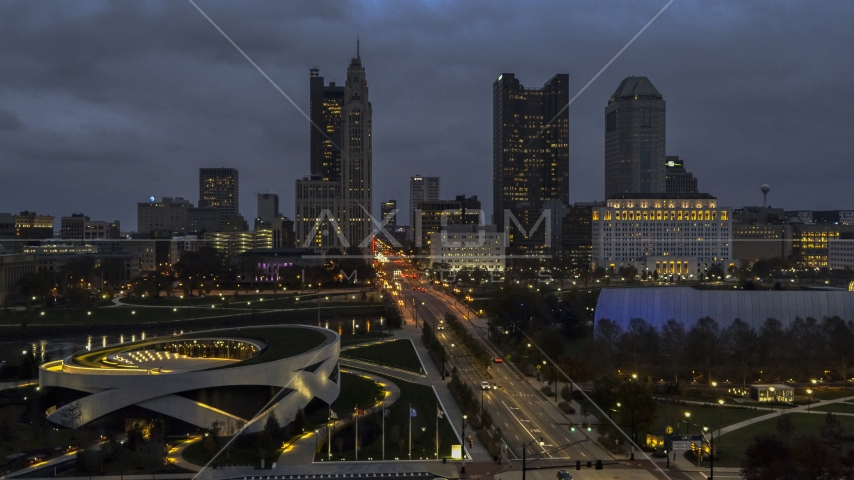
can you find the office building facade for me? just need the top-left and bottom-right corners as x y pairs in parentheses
(257, 194), (280, 223)
(409, 176), (440, 231)
(664, 156), (698, 193)
(605, 76), (666, 198)
(0, 253), (37, 305)
(414, 195), (482, 254)
(829, 239), (854, 270)
(493, 73), (569, 249)
(199, 168), (239, 224)
(429, 225), (505, 271)
(14, 211), (54, 239)
(296, 46), (372, 252)
(381, 200), (398, 229)
(592, 193), (732, 276)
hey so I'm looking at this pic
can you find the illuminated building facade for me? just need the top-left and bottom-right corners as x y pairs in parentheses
(14, 211), (54, 239)
(493, 73), (569, 250)
(792, 224), (854, 268)
(429, 225), (505, 271)
(199, 168), (239, 224)
(592, 193), (732, 276)
(414, 195), (482, 254)
(409, 176), (440, 232)
(296, 44), (372, 252)
(381, 200), (397, 229)
(605, 76), (666, 198)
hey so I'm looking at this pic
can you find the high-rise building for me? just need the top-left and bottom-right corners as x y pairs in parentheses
(605, 76), (666, 197)
(309, 68), (345, 181)
(381, 200), (397, 229)
(199, 168), (239, 224)
(61, 214), (121, 240)
(296, 43), (372, 252)
(409, 176), (440, 230)
(414, 195), (482, 254)
(257, 194), (280, 223)
(493, 73), (569, 250)
(664, 156), (698, 193)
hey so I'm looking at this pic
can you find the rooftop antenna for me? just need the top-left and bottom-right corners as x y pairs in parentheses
(356, 37), (360, 58)
(761, 184), (771, 208)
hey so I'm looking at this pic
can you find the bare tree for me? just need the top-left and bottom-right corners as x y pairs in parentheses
(59, 401), (83, 438)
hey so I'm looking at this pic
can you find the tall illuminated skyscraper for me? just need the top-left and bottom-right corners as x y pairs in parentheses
(493, 73), (569, 249)
(604, 76), (666, 197)
(199, 168), (239, 224)
(296, 43), (372, 252)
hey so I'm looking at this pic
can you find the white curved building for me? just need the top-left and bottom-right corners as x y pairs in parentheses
(595, 287), (854, 329)
(40, 325), (340, 432)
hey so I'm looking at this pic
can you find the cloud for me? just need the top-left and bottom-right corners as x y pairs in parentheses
(0, 0), (852, 228)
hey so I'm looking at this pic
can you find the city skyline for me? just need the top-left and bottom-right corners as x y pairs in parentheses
(1, 1), (853, 231)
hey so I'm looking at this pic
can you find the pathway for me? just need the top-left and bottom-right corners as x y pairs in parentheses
(169, 436), (203, 472)
(276, 369), (402, 466)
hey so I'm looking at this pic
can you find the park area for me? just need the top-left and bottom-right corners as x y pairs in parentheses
(341, 340), (424, 373)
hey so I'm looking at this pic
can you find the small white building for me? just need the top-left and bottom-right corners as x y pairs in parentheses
(428, 225), (505, 271)
(829, 239), (854, 270)
(749, 384), (794, 403)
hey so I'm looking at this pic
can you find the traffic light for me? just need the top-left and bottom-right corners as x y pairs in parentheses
(575, 460), (581, 470)
(595, 460), (603, 470)
(569, 422), (576, 432)
(586, 461), (592, 468)
(586, 423), (592, 431)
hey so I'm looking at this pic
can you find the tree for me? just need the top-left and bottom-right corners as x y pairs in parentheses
(59, 401), (83, 438)
(291, 406), (307, 434)
(263, 411), (282, 442)
(775, 414), (794, 444)
(685, 317), (721, 384)
(660, 319), (686, 383)
(791, 434), (842, 479)
(721, 319), (758, 389)
(741, 433), (805, 480)
(615, 381), (657, 443)
(820, 412), (845, 451)
(126, 421), (145, 451)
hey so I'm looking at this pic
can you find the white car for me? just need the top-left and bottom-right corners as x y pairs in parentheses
(481, 381), (490, 390)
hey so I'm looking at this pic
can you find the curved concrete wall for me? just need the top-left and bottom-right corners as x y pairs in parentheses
(595, 287), (854, 330)
(40, 325), (340, 433)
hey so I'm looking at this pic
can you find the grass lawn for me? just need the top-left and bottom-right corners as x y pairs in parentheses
(713, 413), (854, 468)
(811, 389), (854, 401)
(341, 340), (423, 373)
(652, 401), (769, 435)
(182, 436), (282, 468)
(307, 372), (385, 427)
(316, 380), (457, 461)
(340, 333), (395, 347)
(810, 402), (854, 414)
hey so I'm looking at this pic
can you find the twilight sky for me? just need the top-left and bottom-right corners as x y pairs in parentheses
(0, 0), (852, 230)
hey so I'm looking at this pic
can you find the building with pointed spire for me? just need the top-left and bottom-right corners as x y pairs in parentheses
(296, 43), (373, 252)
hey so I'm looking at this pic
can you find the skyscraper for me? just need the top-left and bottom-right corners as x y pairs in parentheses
(296, 43), (372, 252)
(309, 68), (344, 180)
(199, 168), (239, 224)
(257, 193), (280, 223)
(381, 200), (397, 229)
(493, 73), (569, 249)
(664, 156), (699, 193)
(409, 175), (440, 230)
(604, 76), (666, 197)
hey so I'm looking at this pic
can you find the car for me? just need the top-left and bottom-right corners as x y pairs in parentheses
(493, 357), (503, 363)
(411, 286), (417, 290)
(556, 470), (573, 480)
(481, 381), (490, 390)
(418, 287), (426, 292)
(437, 325), (445, 330)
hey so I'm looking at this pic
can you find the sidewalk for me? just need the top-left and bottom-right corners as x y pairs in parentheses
(276, 369), (402, 466)
(395, 308), (492, 462)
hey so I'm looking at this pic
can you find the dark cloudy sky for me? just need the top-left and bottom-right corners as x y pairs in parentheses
(1, 0), (852, 230)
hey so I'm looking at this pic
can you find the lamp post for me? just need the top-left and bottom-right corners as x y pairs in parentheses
(684, 412), (691, 435)
(807, 389), (813, 412)
(521, 437), (544, 480)
(461, 414), (468, 474)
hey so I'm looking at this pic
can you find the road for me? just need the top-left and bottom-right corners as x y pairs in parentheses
(392, 272), (614, 467)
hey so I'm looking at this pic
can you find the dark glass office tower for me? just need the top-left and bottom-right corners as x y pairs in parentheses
(309, 68), (345, 181)
(492, 73), (569, 246)
(199, 167), (239, 224)
(605, 76), (666, 197)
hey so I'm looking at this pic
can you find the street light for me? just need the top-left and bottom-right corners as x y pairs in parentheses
(807, 389), (813, 412)
(684, 412), (691, 435)
(521, 437), (545, 480)
(461, 414), (469, 474)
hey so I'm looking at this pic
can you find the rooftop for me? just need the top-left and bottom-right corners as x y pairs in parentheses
(610, 76), (662, 101)
(607, 192), (716, 200)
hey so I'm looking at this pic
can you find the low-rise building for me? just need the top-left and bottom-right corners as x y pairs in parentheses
(0, 253), (38, 305)
(792, 223), (854, 268)
(749, 384), (794, 403)
(37, 253), (139, 289)
(428, 225), (505, 271)
(829, 239), (854, 270)
(15, 211), (54, 239)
